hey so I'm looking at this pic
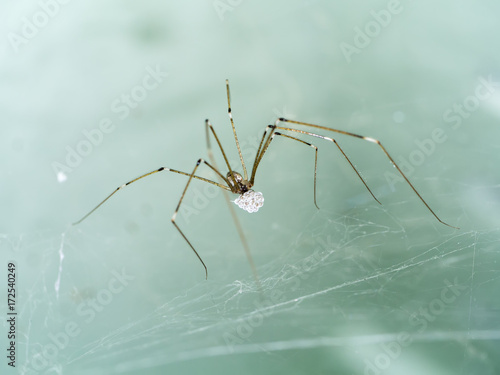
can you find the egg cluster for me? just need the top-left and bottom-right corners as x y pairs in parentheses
(233, 190), (264, 213)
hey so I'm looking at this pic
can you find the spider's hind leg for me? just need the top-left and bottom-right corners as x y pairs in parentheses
(276, 118), (458, 229)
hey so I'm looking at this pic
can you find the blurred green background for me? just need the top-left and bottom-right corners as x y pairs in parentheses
(1, 0), (499, 374)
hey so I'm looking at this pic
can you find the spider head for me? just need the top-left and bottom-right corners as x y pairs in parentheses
(233, 190), (264, 213)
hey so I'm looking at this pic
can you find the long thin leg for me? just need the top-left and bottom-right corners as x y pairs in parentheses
(73, 161), (231, 279)
(226, 79), (248, 180)
(205, 119), (238, 191)
(73, 165), (230, 225)
(277, 118), (458, 229)
(254, 130), (320, 209)
(250, 125), (275, 184)
(171, 158), (225, 279)
(205, 121), (262, 290)
(250, 125), (380, 206)
(274, 126), (380, 205)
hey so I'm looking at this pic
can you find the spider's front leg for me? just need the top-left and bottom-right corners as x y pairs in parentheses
(203, 119), (262, 289)
(171, 158), (231, 279)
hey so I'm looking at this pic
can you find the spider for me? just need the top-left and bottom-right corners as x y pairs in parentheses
(73, 80), (458, 283)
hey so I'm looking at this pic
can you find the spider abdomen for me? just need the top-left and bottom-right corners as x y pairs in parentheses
(227, 171), (253, 193)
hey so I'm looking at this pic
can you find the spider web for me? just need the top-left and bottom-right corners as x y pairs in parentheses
(3, 187), (500, 375)
(2, 0), (500, 373)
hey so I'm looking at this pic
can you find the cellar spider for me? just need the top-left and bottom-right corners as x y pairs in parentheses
(73, 80), (458, 284)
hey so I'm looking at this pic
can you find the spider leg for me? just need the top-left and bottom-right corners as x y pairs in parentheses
(73, 166), (229, 225)
(276, 118), (459, 229)
(272, 125), (380, 205)
(250, 125), (379, 206)
(251, 128), (320, 209)
(73, 161), (231, 279)
(172, 158), (229, 279)
(205, 120), (262, 290)
(250, 125), (276, 184)
(205, 119), (238, 190)
(226, 79), (248, 180)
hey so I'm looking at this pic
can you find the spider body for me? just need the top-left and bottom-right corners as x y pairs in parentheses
(225, 171), (264, 213)
(227, 171), (251, 194)
(74, 80), (457, 284)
